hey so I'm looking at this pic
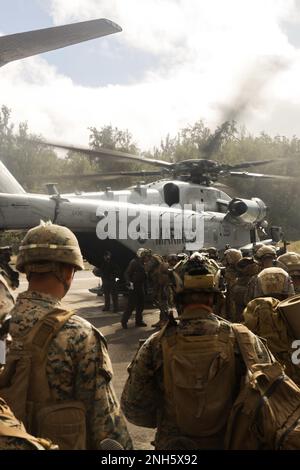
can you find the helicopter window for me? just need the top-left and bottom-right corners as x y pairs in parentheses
(163, 183), (180, 207)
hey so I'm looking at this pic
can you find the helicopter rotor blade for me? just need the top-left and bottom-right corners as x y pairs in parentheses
(31, 139), (173, 169)
(228, 171), (293, 180)
(40, 170), (165, 182)
(0, 18), (122, 67)
(225, 159), (280, 170)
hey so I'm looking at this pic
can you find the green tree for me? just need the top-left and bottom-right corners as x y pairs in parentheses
(0, 106), (61, 192)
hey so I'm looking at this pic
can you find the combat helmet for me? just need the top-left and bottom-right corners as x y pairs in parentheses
(16, 221), (84, 274)
(223, 248), (242, 266)
(254, 267), (293, 298)
(172, 252), (221, 294)
(236, 257), (259, 276)
(177, 253), (189, 261)
(206, 247), (218, 259)
(252, 243), (265, 254)
(254, 245), (277, 261)
(277, 252), (300, 276)
(136, 248), (152, 258)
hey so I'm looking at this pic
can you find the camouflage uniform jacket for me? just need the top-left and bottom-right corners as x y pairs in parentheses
(121, 305), (271, 449)
(224, 266), (238, 289)
(231, 274), (254, 322)
(0, 274), (15, 323)
(224, 266), (239, 320)
(9, 290), (133, 450)
(244, 274), (259, 305)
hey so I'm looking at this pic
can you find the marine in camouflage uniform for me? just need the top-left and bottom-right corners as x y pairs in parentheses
(243, 267), (299, 384)
(147, 254), (172, 328)
(231, 257), (259, 322)
(277, 252), (300, 294)
(5, 221), (132, 450)
(121, 252), (271, 450)
(244, 245), (278, 305)
(222, 248), (243, 320)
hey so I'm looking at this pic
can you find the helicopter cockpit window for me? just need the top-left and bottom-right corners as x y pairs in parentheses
(163, 183), (180, 207)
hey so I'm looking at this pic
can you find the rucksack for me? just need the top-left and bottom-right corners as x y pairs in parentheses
(225, 323), (300, 450)
(161, 322), (237, 448)
(243, 297), (300, 385)
(0, 308), (87, 450)
(0, 398), (57, 450)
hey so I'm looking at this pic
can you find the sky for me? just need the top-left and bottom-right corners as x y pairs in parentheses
(1, 0), (300, 151)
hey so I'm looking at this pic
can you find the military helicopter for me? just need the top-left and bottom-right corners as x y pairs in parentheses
(13, 131), (288, 272)
(0, 18), (289, 270)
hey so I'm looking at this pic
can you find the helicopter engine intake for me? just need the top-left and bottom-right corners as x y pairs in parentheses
(227, 197), (267, 225)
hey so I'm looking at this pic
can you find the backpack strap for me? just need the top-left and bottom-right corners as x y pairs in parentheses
(23, 308), (75, 402)
(231, 323), (284, 384)
(218, 321), (233, 343)
(231, 323), (264, 372)
(28, 308), (75, 361)
(14, 307), (75, 348)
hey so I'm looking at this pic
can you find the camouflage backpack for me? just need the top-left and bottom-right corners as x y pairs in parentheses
(225, 324), (300, 450)
(160, 321), (237, 449)
(0, 308), (87, 450)
(243, 297), (300, 385)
